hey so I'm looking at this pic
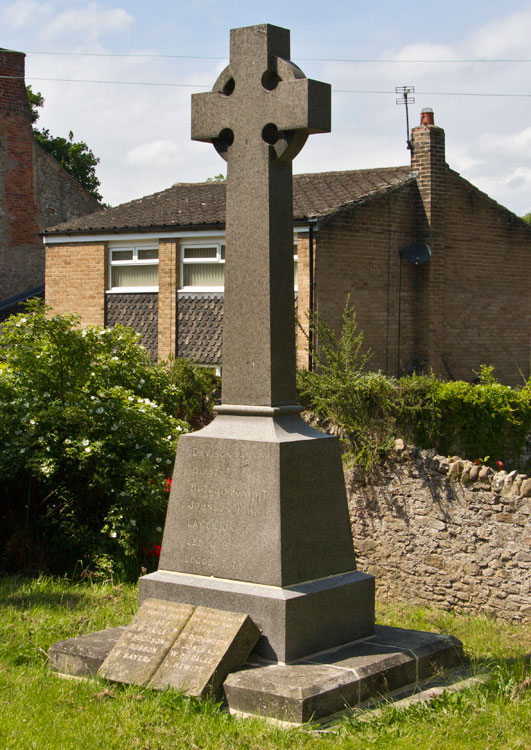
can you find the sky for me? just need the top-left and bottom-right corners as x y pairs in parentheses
(2, 0), (531, 214)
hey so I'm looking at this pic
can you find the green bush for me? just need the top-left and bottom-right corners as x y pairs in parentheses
(298, 303), (531, 472)
(0, 302), (217, 579)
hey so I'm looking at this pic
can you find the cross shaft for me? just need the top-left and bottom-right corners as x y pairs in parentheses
(191, 23), (330, 407)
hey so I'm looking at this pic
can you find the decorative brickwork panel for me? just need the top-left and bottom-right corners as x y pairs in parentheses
(177, 294), (223, 365)
(105, 293), (158, 357)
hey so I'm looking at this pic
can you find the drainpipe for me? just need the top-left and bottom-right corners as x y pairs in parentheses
(307, 217), (319, 371)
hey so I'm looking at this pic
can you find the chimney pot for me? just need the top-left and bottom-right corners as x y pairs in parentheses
(420, 108), (434, 126)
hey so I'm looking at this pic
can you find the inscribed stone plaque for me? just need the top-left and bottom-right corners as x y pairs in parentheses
(98, 598), (194, 685)
(149, 606), (261, 697)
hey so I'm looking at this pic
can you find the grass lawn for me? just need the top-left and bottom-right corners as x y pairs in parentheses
(0, 576), (529, 749)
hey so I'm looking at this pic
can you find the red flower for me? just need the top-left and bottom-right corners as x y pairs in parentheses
(147, 544), (161, 559)
(496, 460), (504, 470)
(164, 477), (172, 493)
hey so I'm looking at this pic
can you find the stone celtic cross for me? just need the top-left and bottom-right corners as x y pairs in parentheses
(192, 23), (330, 408)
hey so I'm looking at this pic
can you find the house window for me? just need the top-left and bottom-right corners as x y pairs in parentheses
(180, 239), (299, 290)
(109, 244), (158, 292)
(181, 243), (225, 290)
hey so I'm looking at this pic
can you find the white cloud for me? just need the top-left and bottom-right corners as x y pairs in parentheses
(468, 7), (531, 57)
(125, 139), (181, 167)
(2, 0), (54, 30)
(39, 2), (133, 42)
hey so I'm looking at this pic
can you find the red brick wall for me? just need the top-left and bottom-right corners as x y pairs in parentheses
(0, 49), (42, 299)
(313, 185), (417, 376)
(438, 172), (531, 385)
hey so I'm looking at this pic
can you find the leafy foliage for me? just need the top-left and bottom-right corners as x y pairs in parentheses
(26, 85), (103, 202)
(0, 302), (218, 579)
(298, 302), (531, 472)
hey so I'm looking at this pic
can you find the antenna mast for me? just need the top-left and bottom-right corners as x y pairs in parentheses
(395, 85), (415, 150)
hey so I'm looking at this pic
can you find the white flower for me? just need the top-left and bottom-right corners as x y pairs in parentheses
(110, 531), (117, 538)
(81, 439), (89, 446)
(29, 419), (36, 425)
(64, 438), (72, 445)
(85, 446), (91, 453)
(96, 407), (104, 414)
(146, 453), (152, 459)
(139, 379), (145, 386)
(156, 527), (162, 533)
(20, 448), (25, 454)
(156, 457), (161, 463)
(166, 460), (171, 465)
(130, 520), (136, 526)
(43, 392), (50, 398)
(111, 423), (118, 431)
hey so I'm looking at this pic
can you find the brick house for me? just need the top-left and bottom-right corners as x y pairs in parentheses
(44, 110), (531, 386)
(0, 48), (101, 319)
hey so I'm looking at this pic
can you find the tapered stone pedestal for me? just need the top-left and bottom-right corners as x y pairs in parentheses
(139, 407), (375, 662)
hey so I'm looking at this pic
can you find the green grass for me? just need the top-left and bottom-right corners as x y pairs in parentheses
(0, 576), (529, 749)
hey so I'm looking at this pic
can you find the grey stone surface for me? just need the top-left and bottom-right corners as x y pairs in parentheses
(98, 599), (194, 686)
(191, 23), (330, 407)
(224, 625), (464, 723)
(157, 413), (356, 586)
(149, 606), (260, 697)
(140, 569), (374, 663)
(139, 22), (375, 664)
(48, 626), (125, 677)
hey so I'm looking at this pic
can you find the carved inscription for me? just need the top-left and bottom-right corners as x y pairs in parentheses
(148, 606), (261, 697)
(98, 599), (194, 685)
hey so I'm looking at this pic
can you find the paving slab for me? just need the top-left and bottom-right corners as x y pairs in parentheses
(48, 626), (126, 677)
(223, 625), (463, 723)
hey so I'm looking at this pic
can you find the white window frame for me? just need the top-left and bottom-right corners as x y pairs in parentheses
(180, 240), (225, 292)
(180, 235), (299, 293)
(107, 241), (159, 293)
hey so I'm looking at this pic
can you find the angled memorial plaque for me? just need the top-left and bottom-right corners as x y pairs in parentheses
(98, 599), (194, 685)
(149, 606), (261, 697)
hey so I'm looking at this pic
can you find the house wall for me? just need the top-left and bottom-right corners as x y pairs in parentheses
(0, 49), (101, 302)
(438, 172), (531, 385)
(312, 185), (417, 376)
(45, 242), (107, 326)
(411, 118), (531, 386)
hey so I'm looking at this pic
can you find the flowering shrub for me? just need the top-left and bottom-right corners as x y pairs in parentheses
(0, 302), (216, 579)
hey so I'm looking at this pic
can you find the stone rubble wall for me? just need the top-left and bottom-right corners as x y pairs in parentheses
(347, 441), (531, 622)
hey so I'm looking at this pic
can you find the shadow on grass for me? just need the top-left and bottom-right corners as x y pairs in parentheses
(0, 574), (87, 611)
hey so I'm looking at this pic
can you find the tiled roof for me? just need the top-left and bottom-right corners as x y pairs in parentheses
(45, 166), (413, 235)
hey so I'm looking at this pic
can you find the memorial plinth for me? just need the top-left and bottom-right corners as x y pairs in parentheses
(140, 22), (374, 662)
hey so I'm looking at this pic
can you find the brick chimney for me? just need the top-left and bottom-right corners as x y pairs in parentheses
(0, 48), (42, 300)
(409, 108), (447, 375)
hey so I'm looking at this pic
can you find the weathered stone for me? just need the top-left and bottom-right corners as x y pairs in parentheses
(478, 465), (494, 480)
(98, 599), (194, 686)
(448, 460), (463, 479)
(49, 626), (124, 677)
(224, 625), (463, 723)
(149, 606), (260, 698)
(469, 465), (481, 481)
(521, 478), (531, 497)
